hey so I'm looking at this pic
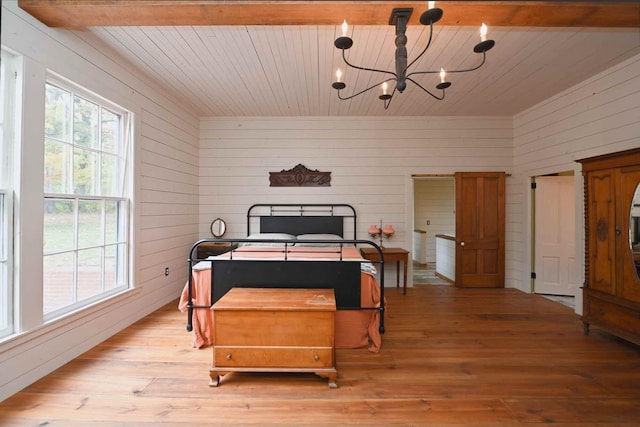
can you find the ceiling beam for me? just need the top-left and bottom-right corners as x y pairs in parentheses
(17, 1), (640, 28)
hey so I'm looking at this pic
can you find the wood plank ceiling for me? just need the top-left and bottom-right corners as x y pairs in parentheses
(18, 1), (640, 117)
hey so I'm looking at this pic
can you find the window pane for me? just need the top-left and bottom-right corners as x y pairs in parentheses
(0, 195), (5, 331)
(0, 195), (4, 259)
(43, 199), (75, 253)
(77, 248), (102, 301)
(78, 200), (103, 248)
(106, 200), (127, 245)
(0, 61), (5, 122)
(45, 85), (71, 142)
(44, 139), (71, 193)
(73, 147), (98, 195)
(115, 243), (127, 287)
(105, 201), (117, 244)
(43, 252), (75, 314)
(104, 244), (117, 291)
(0, 262), (6, 331)
(101, 108), (120, 154)
(101, 153), (119, 196)
(74, 97), (99, 149)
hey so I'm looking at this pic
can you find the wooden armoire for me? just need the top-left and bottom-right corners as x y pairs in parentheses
(578, 147), (640, 345)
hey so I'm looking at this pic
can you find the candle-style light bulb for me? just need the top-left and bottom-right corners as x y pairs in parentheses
(336, 68), (342, 82)
(341, 20), (348, 37)
(382, 82), (388, 95)
(480, 23), (488, 42)
(428, 1), (436, 10)
(440, 68), (446, 83)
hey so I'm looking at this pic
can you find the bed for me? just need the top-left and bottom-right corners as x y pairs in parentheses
(178, 203), (386, 352)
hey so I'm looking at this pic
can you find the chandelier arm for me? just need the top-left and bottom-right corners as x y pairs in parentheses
(405, 21), (435, 72)
(448, 51), (488, 74)
(341, 49), (397, 78)
(406, 51), (488, 79)
(337, 78), (397, 101)
(406, 77), (445, 100)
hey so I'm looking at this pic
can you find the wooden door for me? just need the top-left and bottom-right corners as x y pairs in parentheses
(618, 166), (640, 303)
(455, 172), (505, 287)
(534, 176), (577, 296)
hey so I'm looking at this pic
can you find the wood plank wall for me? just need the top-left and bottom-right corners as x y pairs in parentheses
(514, 54), (640, 173)
(198, 115), (514, 283)
(512, 52), (640, 309)
(1, 3), (199, 400)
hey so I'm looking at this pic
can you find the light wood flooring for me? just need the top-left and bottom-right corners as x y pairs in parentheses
(1, 285), (639, 426)
(413, 262), (451, 285)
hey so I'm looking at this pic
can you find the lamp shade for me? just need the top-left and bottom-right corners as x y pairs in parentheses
(382, 224), (395, 236)
(368, 224), (381, 235)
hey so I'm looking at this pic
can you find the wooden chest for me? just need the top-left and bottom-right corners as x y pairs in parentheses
(210, 288), (337, 387)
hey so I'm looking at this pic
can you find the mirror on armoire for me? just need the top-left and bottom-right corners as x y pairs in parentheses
(630, 182), (640, 280)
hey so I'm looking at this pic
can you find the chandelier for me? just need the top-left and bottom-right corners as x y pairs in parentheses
(331, 2), (495, 109)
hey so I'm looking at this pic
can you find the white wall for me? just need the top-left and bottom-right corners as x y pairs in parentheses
(513, 52), (640, 305)
(0, 3), (199, 400)
(199, 116), (515, 286)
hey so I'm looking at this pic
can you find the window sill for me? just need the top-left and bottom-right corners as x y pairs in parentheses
(0, 286), (141, 351)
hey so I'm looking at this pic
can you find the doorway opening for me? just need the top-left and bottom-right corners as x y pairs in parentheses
(412, 176), (455, 285)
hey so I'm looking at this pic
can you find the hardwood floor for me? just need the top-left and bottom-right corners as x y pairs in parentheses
(1, 285), (639, 425)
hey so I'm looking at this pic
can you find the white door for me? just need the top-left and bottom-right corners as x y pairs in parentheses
(534, 176), (577, 296)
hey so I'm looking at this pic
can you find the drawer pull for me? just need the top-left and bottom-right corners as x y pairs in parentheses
(226, 354), (232, 360)
(599, 309), (605, 315)
(314, 354), (320, 361)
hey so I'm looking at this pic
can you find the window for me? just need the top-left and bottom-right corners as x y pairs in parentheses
(0, 48), (18, 338)
(43, 76), (132, 319)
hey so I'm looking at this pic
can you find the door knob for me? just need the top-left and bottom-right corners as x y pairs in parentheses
(460, 241), (465, 246)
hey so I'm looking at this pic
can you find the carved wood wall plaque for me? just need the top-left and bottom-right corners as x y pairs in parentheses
(269, 164), (331, 187)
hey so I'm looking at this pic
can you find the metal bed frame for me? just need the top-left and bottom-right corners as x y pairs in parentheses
(185, 203), (385, 334)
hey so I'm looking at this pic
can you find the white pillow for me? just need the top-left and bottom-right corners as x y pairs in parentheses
(296, 233), (343, 241)
(242, 233), (296, 247)
(295, 233), (344, 247)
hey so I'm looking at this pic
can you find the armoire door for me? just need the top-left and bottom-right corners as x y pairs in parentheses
(454, 172), (505, 287)
(618, 166), (640, 303)
(587, 168), (617, 295)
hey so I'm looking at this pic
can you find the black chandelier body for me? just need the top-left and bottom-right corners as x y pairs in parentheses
(332, 6), (495, 109)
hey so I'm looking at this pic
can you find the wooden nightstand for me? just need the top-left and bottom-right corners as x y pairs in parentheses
(210, 288), (337, 388)
(360, 247), (409, 295)
(196, 242), (238, 259)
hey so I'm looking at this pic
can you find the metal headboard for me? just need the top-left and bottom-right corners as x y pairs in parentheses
(247, 203), (357, 240)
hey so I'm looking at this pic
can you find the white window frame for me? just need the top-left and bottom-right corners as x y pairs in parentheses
(0, 191), (10, 338)
(0, 48), (19, 339)
(43, 74), (133, 321)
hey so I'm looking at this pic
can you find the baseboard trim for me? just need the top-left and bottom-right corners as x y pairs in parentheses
(435, 272), (455, 284)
